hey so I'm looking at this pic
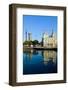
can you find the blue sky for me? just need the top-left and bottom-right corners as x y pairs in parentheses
(23, 15), (57, 42)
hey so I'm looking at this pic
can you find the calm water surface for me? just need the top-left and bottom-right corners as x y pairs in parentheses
(23, 49), (57, 75)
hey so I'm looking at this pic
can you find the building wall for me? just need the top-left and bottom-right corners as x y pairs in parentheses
(43, 33), (57, 48)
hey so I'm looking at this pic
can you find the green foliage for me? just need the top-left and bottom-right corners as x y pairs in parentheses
(23, 41), (29, 45)
(23, 40), (39, 46)
(32, 40), (39, 45)
(23, 40), (33, 46)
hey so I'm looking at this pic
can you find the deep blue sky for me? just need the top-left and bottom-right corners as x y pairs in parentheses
(23, 15), (57, 42)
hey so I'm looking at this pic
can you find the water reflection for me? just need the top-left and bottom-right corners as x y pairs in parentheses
(42, 51), (57, 64)
(24, 49), (38, 60)
(23, 49), (57, 75)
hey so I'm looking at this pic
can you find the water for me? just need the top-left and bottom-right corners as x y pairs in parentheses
(23, 49), (57, 75)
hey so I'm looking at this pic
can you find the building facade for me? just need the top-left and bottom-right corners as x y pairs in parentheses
(43, 31), (57, 48)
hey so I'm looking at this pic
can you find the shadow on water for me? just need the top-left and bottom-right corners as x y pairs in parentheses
(23, 49), (57, 75)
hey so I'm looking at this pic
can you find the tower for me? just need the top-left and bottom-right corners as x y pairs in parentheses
(50, 29), (53, 37)
(43, 32), (48, 47)
(25, 31), (27, 41)
(28, 33), (32, 41)
(41, 33), (44, 46)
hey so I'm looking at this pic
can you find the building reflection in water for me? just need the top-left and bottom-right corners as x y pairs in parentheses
(23, 49), (57, 74)
(28, 50), (33, 60)
(23, 49), (38, 60)
(24, 49), (57, 65)
(42, 50), (57, 64)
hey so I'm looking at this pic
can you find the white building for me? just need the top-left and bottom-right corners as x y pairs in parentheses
(43, 30), (57, 48)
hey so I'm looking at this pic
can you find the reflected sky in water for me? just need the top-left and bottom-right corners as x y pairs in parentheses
(23, 49), (57, 75)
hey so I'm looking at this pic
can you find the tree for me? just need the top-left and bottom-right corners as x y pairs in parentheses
(23, 41), (29, 45)
(32, 40), (39, 46)
(23, 40), (33, 46)
(28, 40), (33, 46)
(23, 40), (39, 47)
